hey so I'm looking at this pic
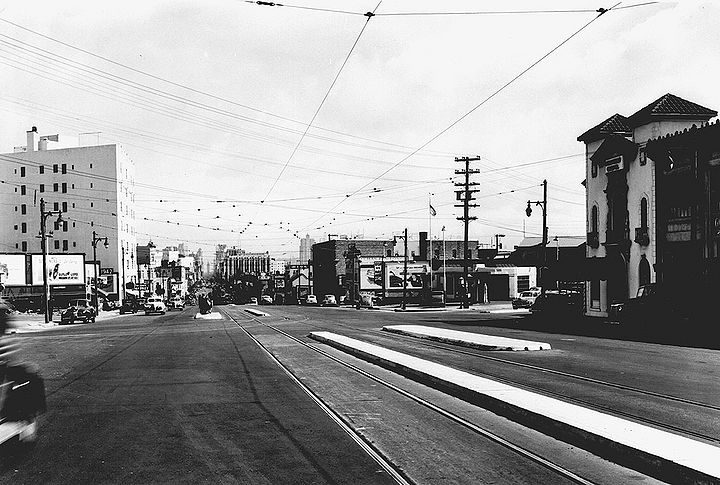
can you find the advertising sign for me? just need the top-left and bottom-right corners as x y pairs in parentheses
(359, 264), (381, 290)
(0, 254), (27, 286)
(85, 262), (100, 287)
(386, 263), (428, 290)
(98, 272), (119, 295)
(31, 254), (85, 286)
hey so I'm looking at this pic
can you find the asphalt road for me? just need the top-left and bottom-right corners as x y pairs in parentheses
(2, 304), (717, 484)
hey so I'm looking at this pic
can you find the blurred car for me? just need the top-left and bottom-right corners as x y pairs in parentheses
(529, 290), (582, 317)
(144, 297), (166, 315)
(119, 299), (142, 314)
(512, 289), (541, 309)
(321, 295), (338, 306)
(260, 295), (273, 305)
(169, 297), (185, 311)
(305, 295), (317, 306)
(249, 297), (258, 305)
(61, 299), (96, 324)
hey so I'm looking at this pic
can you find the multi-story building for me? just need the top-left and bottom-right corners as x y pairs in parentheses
(299, 234), (315, 264)
(0, 127), (137, 292)
(578, 94), (716, 317)
(270, 258), (287, 275)
(217, 247), (271, 280)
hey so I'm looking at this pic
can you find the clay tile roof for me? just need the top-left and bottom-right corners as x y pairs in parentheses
(577, 113), (632, 142)
(628, 93), (717, 126)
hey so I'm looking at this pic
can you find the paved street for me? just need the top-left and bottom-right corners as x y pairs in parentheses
(2, 304), (717, 483)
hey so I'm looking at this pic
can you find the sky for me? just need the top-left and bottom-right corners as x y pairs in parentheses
(1, 0), (718, 260)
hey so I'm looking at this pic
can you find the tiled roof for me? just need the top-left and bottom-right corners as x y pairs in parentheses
(577, 113), (632, 142)
(628, 93), (717, 126)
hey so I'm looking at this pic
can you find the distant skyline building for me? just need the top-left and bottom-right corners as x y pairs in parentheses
(0, 126), (137, 283)
(299, 234), (314, 264)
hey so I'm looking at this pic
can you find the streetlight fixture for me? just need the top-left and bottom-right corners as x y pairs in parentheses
(91, 231), (109, 312)
(525, 179), (548, 292)
(38, 198), (64, 323)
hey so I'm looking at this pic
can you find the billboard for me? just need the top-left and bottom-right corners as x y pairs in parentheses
(31, 254), (85, 286)
(0, 254), (27, 286)
(386, 263), (428, 290)
(359, 264), (381, 290)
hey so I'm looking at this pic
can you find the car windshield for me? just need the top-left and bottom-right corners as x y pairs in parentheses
(520, 292), (534, 298)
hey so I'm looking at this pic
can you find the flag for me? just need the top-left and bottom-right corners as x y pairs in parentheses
(429, 203), (437, 217)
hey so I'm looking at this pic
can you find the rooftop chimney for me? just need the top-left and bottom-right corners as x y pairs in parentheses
(26, 126), (39, 152)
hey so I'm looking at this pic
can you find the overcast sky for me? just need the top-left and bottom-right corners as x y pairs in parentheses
(1, 0), (718, 259)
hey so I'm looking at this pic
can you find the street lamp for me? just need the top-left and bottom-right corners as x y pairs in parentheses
(38, 198), (64, 323)
(91, 231), (109, 312)
(525, 179), (548, 292)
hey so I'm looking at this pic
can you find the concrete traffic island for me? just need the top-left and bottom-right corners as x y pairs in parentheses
(382, 325), (551, 351)
(309, 331), (720, 485)
(193, 312), (223, 320)
(244, 308), (269, 317)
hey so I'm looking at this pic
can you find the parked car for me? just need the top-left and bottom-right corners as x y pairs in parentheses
(512, 288), (541, 309)
(305, 295), (318, 306)
(260, 295), (273, 305)
(529, 290), (582, 317)
(321, 295), (338, 306)
(169, 297), (185, 311)
(61, 299), (96, 324)
(144, 297), (166, 315)
(119, 299), (142, 314)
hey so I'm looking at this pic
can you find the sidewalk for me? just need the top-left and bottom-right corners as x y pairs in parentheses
(6, 310), (122, 334)
(378, 302), (519, 313)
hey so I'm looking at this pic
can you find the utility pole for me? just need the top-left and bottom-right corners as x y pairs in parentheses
(38, 198), (64, 323)
(454, 156), (480, 308)
(526, 179), (548, 293)
(91, 231), (109, 312)
(402, 227), (408, 311)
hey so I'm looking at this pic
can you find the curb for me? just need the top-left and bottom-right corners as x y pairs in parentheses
(309, 332), (719, 485)
(245, 308), (269, 317)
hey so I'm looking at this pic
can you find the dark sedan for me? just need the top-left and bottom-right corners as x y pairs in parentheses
(61, 299), (96, 324)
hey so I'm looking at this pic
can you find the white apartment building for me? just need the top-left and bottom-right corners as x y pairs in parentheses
(0, 127), (138, 290)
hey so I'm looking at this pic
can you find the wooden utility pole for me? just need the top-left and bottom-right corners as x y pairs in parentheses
(454, 156), (480, 308)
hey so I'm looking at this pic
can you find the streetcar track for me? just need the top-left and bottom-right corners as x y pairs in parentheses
(222, 307), (599, 485)
(256, 308), (720, 446)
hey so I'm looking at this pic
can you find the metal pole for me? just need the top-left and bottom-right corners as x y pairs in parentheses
(40, 198), (51, 323)
(92, 231), (99, 312)
(381, 243), (386, 301)
(542, 179), (548, 292)
(428, 194), (433, 293)
(402, 228), (408, 310)
(442, 227), (446, 297)
(121, 245), (126, 304)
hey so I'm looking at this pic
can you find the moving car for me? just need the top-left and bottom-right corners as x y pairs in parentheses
(321, 295), (337, 306)
(60, 299), (96, 324)
(512, 288), (541, 309)
(119, 299), (142, 314)
(260, 295), (273, 305)
(144, 297), (166, 315)
(305, 295), (317, 306)
(169, 297), (185, 311)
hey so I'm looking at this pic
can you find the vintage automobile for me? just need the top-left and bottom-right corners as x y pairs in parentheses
(144, 297), (166, 315)
(119, 299), (142, 314)
(512, 288), (541, 309)
(60, 299), (96, 324)
(529, 290), (583, 317)
(305, 295), (318, 306)
(321, 295), (338, 307)
(168, 297), (185, 311)
(260, 295), (273, 305)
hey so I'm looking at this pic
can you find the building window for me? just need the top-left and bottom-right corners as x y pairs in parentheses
(40, 184), (45, 193)
(21, 204), (26, 215)
(90, 202), (94, 208)
(54, 240), (60, 250)
(62, 240), (68, 251)
(20, 185), (26, 195)
(39, 166), (44, 174)
(452, 249), (457, 258)
(591, 160), (598, 178)
(53, 183), (58, 192)
(90, 163), (93, 169)
(63, 221), (68, 232)
(53, 202), (59, 211)
(590, 279), (600, 309)
(639, 149), (647, 166)
(517, 275), (530, 292)
(54, 220), (59, 231)
(53, 164), (58, 173)
(640, 197), (648, 229)
(21, 241), (27, 252)
(639, 255), (651, 286)
(62, 202), (67, 212)
(61, 163), (67, 174)
(20, 166), (25, 177)
(62, 183), (67, 193)
(73, 242), (76, 248)
(21, 222), (27, 233)
(591, 205), (598, 233)
(14, 225), (17, 230)
(90, 183), (93, 188)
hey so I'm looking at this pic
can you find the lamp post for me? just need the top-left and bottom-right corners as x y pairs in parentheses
(525, 179), (548, 292)
(38, 198), (64, 323)
(91, 231), (109, 312)
(381, 242), (387, 301)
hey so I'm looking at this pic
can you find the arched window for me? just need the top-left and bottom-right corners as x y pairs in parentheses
(639, 254), (651, 287)
(640, 197), (648, 229)
(591, 206), (598, 233)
